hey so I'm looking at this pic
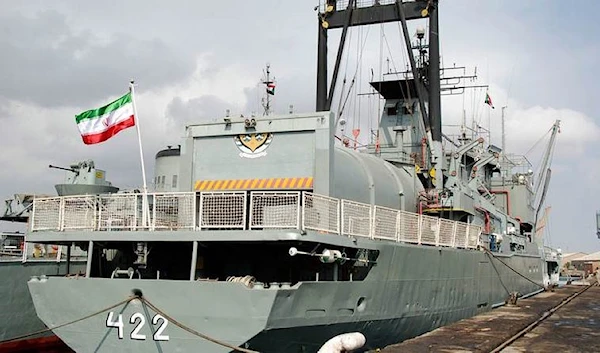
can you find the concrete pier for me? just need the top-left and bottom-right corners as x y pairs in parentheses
(381, 283), (599, 353)
(500, 284), (600, 352)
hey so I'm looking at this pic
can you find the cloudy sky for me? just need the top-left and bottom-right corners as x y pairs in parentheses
(1, 1), (598, 253)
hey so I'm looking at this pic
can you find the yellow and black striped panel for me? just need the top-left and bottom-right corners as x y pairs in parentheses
(194, 177), (314, 191)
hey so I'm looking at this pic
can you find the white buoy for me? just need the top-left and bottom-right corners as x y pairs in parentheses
(317, 332), (366, 353)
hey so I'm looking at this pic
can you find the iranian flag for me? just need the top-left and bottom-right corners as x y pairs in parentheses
(75, 92), (135, 145)
(484, 92), (495, 109)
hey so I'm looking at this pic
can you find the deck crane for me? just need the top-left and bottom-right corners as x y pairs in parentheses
(533, 120), (561, 234)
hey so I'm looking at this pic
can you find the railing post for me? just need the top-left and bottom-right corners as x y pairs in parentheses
(451, 221), (457, 248)
(151, 194), (156, 231)
(296, 192), (301, 230)
(92, 196), (97, 231)
(301, 192), (306, 231)
(192, 192), (197, 231)
(369, 205), (374, 240)
(371, 206), (376, 240)
(248, 192), (255, 230)
(435, 218), (441, 246)
(341, 200), (346, 236)
(465, 222), (470, 249)
(96, 196), (102, 231)
(242, 192), (248, 231)
(336, 198), (341, 235)
(132, 195), (138, 231)
(198, 192), (204, 231)
(417, 214), (423, 245)
(59, 197), (65, 231)
(395, 211), (401, 242)
(31, 198), (37, 232)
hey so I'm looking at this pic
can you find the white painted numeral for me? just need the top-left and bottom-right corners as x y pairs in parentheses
(152, 314), (170, 341)
(105, 311), (170, 341)
(106, 312), (124, 339)
(129, 312), (147, 340)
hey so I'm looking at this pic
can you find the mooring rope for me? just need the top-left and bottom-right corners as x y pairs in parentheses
(0, 296), (136, 344)
(481, 246), (546, 290)
(0, 293), (260, 353)
(485, 251), (512, 296)
(140, 297), (260, 353)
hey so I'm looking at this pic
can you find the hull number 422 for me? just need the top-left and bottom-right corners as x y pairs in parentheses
(106, 312), (170, 341)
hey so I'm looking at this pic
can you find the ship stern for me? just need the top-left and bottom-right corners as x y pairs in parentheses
(28, 276), (278, 353)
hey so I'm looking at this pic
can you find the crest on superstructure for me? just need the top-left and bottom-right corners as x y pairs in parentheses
(234, 132), (273, 159)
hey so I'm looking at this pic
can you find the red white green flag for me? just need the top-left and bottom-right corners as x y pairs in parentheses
(75, 92), (135, 144)
(484, 92), (495, 109)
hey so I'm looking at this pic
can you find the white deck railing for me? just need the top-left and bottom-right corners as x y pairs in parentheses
(30, 191), (482, 249)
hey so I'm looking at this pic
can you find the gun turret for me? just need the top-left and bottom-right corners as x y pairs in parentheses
(49, 164), (77, 173)
(51, 160), (119, 196)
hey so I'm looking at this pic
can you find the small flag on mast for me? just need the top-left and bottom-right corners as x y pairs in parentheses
(484, 92), (495, 109)
(266, 82), (276, 95)
(75, 92), (135, 145)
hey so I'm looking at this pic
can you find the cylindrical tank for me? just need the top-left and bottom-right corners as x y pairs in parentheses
(154, 146), (180, 192)
(332, 147), (423, 212)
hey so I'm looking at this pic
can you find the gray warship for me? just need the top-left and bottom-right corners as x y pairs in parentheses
(0, 160), (116, 349)
(26, 1), (561, 352)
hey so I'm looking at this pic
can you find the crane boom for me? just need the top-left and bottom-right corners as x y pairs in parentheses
(533, 120), (560, 226)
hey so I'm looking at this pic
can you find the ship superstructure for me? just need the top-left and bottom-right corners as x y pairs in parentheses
(25, 1), (560, 352)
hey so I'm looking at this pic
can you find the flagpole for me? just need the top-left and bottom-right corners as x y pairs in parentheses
(129, 81), (149, 227)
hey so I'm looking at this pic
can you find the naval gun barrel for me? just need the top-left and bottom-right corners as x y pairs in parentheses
(48, 164), (77, 173)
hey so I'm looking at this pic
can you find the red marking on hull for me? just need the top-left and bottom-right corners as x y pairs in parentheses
(0, 335), (73, 353)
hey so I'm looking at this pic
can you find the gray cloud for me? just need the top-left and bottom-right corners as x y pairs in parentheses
(0, 98), (11, 119)
(166, 95), (234, 126)
(0, 10), (196, 108)
(242, 74), (316, 116)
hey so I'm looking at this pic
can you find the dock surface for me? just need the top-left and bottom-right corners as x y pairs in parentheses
(382, 283), (599, 353)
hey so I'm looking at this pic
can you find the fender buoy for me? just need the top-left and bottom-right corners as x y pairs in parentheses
(318, 332), (366, 353)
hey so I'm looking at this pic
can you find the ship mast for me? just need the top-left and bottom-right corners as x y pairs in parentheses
(315, 0), (442, 187)
(261, 63), (276, 115)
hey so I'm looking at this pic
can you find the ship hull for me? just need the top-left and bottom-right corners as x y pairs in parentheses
(28, 241), (544, 353)
(0, 259), (85, 347)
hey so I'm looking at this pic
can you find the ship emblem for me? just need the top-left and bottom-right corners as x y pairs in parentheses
(234, 133), (273, 159)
